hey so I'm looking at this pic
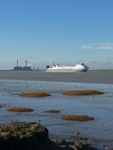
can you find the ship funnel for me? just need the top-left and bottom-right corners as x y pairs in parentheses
(46, 65), (50, 69)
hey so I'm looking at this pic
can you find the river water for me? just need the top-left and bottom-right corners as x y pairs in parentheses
(0, 70), (113, 149)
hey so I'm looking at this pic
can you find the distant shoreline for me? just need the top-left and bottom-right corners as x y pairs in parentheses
(0, 69), (113, 71)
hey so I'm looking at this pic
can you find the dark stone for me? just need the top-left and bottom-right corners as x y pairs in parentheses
(0, 122), (96, 150)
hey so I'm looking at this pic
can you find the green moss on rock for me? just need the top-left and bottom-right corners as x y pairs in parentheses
(0, 122), (45, 137)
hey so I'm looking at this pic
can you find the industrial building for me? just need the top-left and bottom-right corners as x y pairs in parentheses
(14, 59), (32, 70)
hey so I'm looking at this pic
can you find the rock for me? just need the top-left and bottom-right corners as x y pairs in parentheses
(75, 132), (80, 135)
(0, 122), (96, 150)
(59, 139), (66, 144)
(62, 90), (104, 95)
(77, 137), (88, 140)
(74, 141), (96, 150)
(0, 122), (53, 150)
(74, 141), (83, 148)
(19, 91), (51, 97)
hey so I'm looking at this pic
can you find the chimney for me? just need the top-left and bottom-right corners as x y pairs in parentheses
(17, 59), (18, 67)
(26, 60), (27, 67)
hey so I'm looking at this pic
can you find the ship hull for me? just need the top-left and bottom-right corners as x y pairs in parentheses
(46, 68), (88, 72)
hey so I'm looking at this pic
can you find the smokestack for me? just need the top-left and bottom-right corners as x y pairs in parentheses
(17, 59), (18, 67)
(26, 60), (27, 67)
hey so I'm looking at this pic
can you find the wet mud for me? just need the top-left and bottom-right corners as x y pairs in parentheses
(0, 70), (113, 149)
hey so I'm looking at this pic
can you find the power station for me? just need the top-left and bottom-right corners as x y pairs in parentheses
(14, 59), (32, 70)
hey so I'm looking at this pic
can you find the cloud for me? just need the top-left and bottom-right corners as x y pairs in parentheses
(81, 44), (95, 49)
(81, 43), (113, 50)
(98, 43), (113, 50)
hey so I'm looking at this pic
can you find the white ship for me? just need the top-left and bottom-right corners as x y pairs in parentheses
(46, 63), (89, 72)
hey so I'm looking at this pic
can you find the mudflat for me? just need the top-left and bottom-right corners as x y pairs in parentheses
(0, 70), (113, 149)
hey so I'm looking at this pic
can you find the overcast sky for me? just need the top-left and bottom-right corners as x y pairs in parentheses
(0, 0), (113, 70)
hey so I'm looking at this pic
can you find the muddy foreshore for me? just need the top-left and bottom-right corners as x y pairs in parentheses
(0, 70), (113, 150)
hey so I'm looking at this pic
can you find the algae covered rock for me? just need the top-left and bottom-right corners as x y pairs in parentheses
(61, 115), (94, 121)
(62, 90), (104, 95)
(7, 107), (34, 112)
(0, 122), (47, 137)
(0, 122), (49, 150)
(19, 91), (51, 97)
(0, 122), (96, 150)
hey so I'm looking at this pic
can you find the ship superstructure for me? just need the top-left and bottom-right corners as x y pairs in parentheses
(46, 63), (89, 72)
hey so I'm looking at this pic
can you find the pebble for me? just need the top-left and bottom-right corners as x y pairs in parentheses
(75, 132), (80, 135)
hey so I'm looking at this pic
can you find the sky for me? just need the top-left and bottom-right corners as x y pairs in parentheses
(0, 0), (113, 70)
